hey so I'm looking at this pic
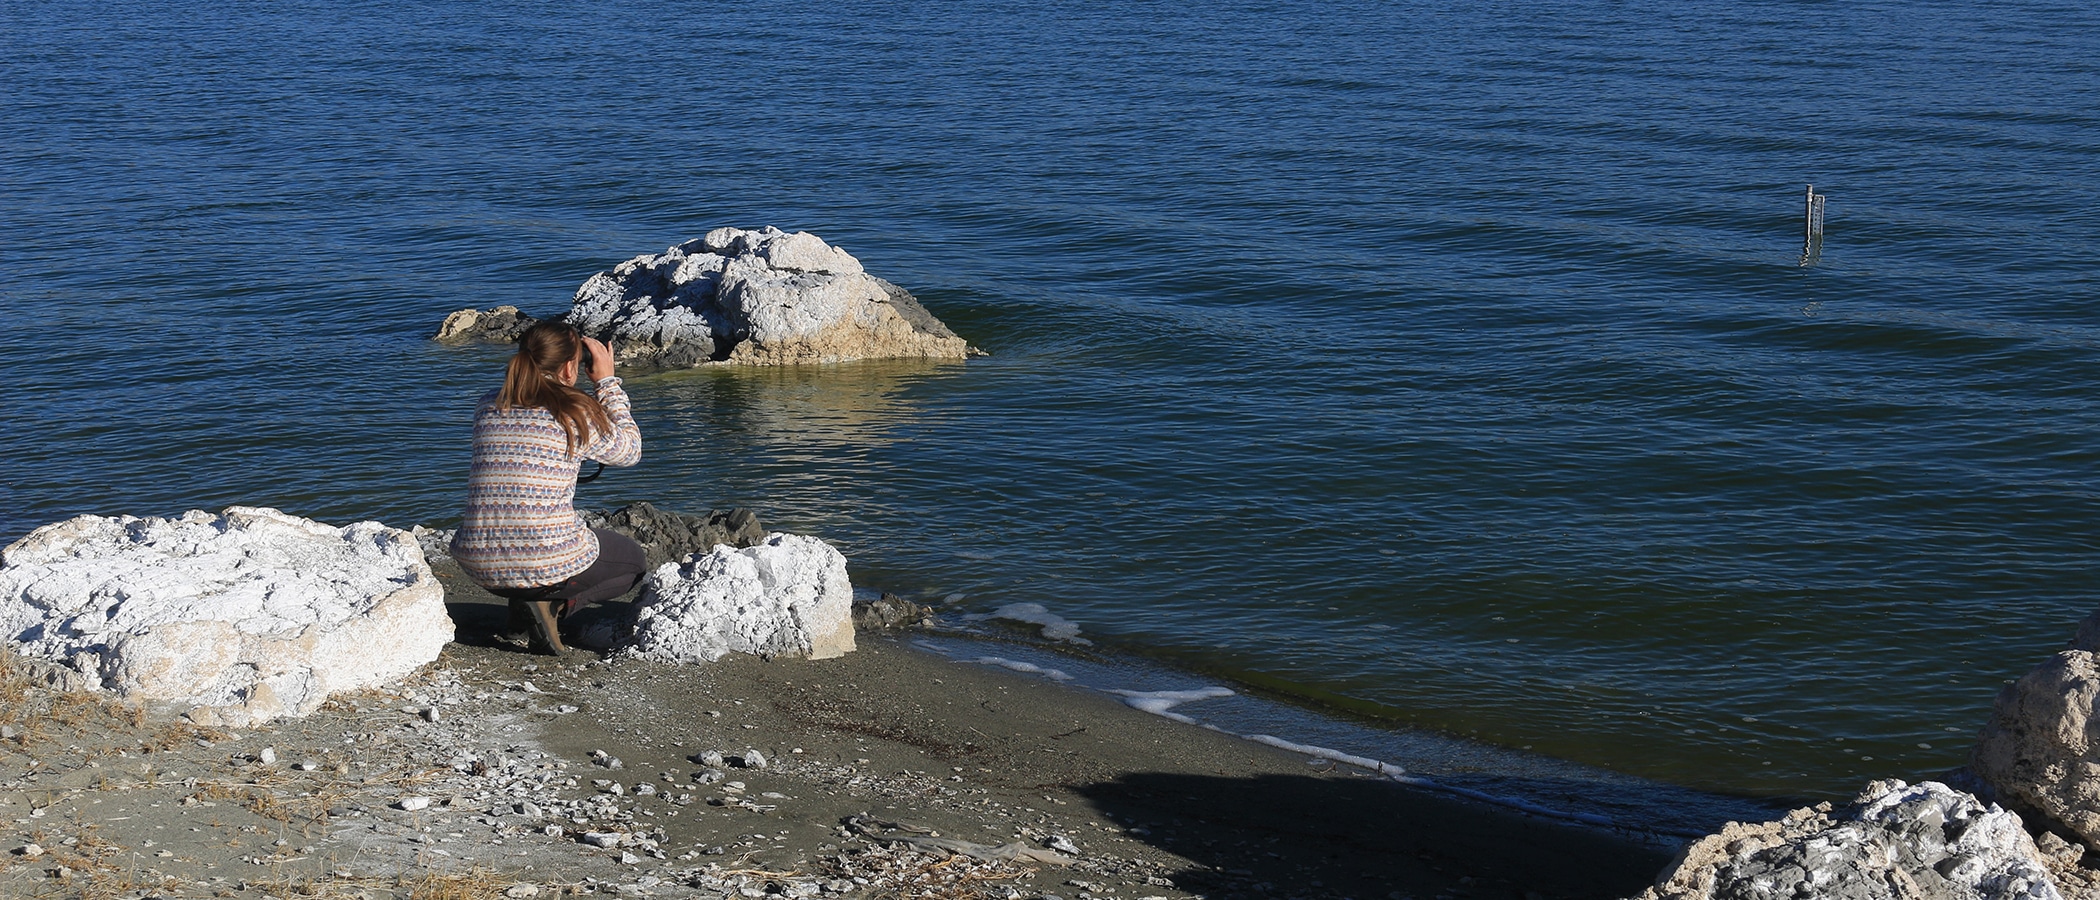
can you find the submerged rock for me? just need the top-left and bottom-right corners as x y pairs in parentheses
(612, 533), (856, 663)
(853, 591), (932, 631)
(434, 227), (975, 366)
(582, 502), (767, 571)
(1973, 610), (2100, 847)
(434, 304), (539, 344)
(1637, 779), (2060, 900)
(0, 507), (452, 726)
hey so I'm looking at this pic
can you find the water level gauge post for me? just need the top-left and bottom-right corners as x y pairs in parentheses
(1800, 183), (1826, 265)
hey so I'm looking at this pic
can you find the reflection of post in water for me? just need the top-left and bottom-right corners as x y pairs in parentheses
(1799, 184), (1826, 267)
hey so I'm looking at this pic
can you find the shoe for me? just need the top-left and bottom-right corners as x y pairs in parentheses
(521, 599), (567, 655)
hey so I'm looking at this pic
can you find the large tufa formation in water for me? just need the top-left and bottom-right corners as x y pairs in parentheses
(436, 227), (974, 367)
(1972, 610), (2100, 850)
(0, 507), (453, 726)
(1636, 779), (2062, 900)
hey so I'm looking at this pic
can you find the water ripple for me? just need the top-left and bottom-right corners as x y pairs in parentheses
(3, 0), (2098, 799)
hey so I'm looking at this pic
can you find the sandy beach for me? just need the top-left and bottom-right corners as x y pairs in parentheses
(0, 557), (1678, 900)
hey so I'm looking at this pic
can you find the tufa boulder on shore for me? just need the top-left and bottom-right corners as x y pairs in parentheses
(435, 228), (976, 367)
(592, 533), (858, 663)
(0, 507), (453, 726)
(1637, 779), (2062, 900)
(1972, 610), (2100, 850)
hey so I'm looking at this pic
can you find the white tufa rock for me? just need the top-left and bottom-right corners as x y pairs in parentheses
(621, 533), (856, 663)
(1637, 779), (2061, 900)
(1973, 609), (2100, 847)
(561, 227), (969, 368)
(0, 507), (453, 726)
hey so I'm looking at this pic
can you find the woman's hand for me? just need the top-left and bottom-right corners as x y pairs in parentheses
(584, 336), (615, 382)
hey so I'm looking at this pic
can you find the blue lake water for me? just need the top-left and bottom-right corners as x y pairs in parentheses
(3, 0), (2098, 801)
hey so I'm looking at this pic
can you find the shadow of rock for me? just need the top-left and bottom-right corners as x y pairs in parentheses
(429, 554), (522, 650)
(1075, 772), (1674, 900)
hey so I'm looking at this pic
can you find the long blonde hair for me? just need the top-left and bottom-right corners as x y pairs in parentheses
(495, 321), (613, 454)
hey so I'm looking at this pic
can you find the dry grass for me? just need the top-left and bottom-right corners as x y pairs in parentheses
(240, 868), (553, 900)
(76, 868), (184, 900)
(0, 649), (30, 704)
(399, 867), (516, 900)
(8, 865), (183, 900)
(251, 871), (392, 900)
(18, 822), (125, 892)
(47, 688), (144, 732)
(820, 845), (1038, 900)
(93, 858), (550, 900)
(349, 763), (453, 790)
(0, 646), (152, 752)
(0, 647), (44, 746)
(138, 717), (234, 753)
(191, 778), (342, 833)
(256, 868), (541, 900)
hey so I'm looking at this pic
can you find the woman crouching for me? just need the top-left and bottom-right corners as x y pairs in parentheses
(451, 320), (644, 654)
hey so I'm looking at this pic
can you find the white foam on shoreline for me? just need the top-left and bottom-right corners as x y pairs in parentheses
(1242, 734), (1664, 833)
(915, 635), (1712, 839)
(1242, 733), (1409, 777)
(1105, 687), (1237, 724)
(966, 656), (1074, 681)
(975, 602), (1094, 645)
(1240, 733), (1688, 834)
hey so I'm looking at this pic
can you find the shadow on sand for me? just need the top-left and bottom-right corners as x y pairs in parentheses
(1075, 771), (1677, 900)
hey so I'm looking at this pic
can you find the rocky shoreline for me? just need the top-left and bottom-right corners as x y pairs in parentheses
(8, 494), (2100, 899)
(0, 580), (1670, 900)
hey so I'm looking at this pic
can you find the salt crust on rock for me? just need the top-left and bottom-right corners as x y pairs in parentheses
(0, 507), (452, 726)
(1974, 611), (2100, 847)
(562, 226), (969, 367)
(1637, 779), (2060, 900)
(618, 533), (856, 663)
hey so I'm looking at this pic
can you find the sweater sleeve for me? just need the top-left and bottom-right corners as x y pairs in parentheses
(582, 377), (642, 466)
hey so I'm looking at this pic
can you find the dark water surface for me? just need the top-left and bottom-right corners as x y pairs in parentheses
(4, 0), (2098, 800)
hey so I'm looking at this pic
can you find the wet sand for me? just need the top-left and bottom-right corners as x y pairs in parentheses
(0, 575), (1675, 900)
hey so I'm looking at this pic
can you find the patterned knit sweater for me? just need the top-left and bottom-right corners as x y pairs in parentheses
(451, 377), (642, 589)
